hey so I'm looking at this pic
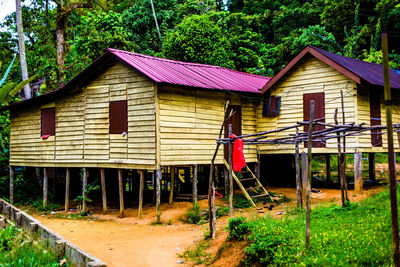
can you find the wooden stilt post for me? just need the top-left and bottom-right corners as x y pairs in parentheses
(382, 33), (400, 266)
(335, 109), (348, 206)
(100, 168), (107, 213)
(369, 153), (376, 180)
(301, 152), (308, 204)
(354, 150), (363, 194)
(224, 168), (228, 195)
(305, 100), (314, 250)
(82, 168), (88, 213)
(43, 168), (48, 207)
(138, 170), (144, 219)
(65, 168), (70, 212)
(9, 166), (14, 205)
(118, 169), (124, 217)
(52, 168), (56, 198)
(325, 154), (331, 183)
(193, 165), (198, 206)
(169, 167), (175, 206)
(212, 182), (216, 239)
(156, 169), (162, 223)
(295, 130), (302, 208)
(228, 124), (234, 217)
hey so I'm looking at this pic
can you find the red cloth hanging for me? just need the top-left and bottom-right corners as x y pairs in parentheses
(229, 134), (246, 172)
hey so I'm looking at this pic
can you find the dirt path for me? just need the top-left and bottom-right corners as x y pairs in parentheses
(30, 186), (384, 267)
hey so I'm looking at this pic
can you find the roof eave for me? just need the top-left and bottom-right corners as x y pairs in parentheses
(261, 46), (362, 93)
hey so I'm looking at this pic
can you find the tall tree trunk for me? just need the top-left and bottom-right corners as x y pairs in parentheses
(15, 0), (31, 99)
(56, 21), (65, 83)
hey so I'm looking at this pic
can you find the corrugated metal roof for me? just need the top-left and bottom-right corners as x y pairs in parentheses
(107, 48), (270, 93)
(311, 46), (400, 89)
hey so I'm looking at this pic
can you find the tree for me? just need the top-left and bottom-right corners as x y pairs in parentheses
(15, 0), (32, 99)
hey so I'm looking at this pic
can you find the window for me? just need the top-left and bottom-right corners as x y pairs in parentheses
(262, 96), (281, 117)
(109, 100), (128, 134)
(41, 107), (55, 137)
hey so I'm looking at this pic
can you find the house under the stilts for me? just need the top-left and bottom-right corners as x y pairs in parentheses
(3, 48), (270, 216)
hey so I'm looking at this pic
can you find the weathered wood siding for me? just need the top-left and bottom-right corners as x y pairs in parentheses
(10, 62), (157, 169)
(356, 85), (400, 152)
(256, 57), (358, 154)
(158, 86), (258, 166)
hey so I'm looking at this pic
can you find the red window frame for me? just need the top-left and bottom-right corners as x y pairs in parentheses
(109, 100), (128, 134)
(41, 107), (56, 137)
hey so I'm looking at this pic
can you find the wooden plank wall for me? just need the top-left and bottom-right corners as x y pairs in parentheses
(10, 62), (157, 169)
(158, 86), (258, 166)
(356, 85), (400, 152)
(256, 57), (358, 154)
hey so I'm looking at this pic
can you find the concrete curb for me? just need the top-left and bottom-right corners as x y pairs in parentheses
(0, 199), (107, 267)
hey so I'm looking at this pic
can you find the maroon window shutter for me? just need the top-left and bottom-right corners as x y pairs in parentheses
(41, 108), (56, 136)
(109, 100), (128, 134)
(370, 88), (382, 147)
(303, 93), (325, 148)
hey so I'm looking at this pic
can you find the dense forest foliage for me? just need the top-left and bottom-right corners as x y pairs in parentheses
(1, 0), (400, 181)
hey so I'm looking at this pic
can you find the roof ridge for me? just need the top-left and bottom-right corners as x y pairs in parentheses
(107, 48), (270, 80)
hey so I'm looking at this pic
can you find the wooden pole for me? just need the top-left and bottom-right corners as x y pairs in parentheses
(340, 91), (349, 201)
(193, 165), (198, 206)
(118, 169), (124, 217)
(305, 100), (314, 250)
(65, 168), (70, 212)
(212, 182), (216, 239)
(138, 170), (144, 219)
(43, 168), (48, 207)
(301, 152), (308, 204)
(224, 168), (228, 195)
(156, 169), (162, 223)
(100, 168), (107, 213)
(228, 124), (234, 217)
(169, 167), (175, 206)
(335, 109), (346, 206)
(325, 154), (331, 183)
(369, 153), (376, 180)
(354, 150), (363, 193)
(82, 168), (88, 213)
(9, 166), (14, 205)
(295, 129), (302, 208)
(382, 32), (400, 266)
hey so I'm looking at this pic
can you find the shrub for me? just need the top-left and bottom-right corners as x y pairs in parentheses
(183, 205), (229, 225)
(228, 217), (249, 240)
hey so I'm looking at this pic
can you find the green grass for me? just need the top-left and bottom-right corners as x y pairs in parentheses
(0, 225), (66, 266)
(228, 188), (396, 266)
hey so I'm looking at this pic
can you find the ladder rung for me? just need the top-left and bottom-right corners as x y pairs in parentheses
(240, 177), (256, 181)
(252, 193), (270, 198)
(246, 186), (261, 191)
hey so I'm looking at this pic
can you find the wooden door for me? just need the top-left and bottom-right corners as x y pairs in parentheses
(224, 105), (242, 161)
(303, 93), (326, 148)
(370, 88), (382, 147)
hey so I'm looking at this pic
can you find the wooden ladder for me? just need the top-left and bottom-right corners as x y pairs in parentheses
(223, 160), (274, 208)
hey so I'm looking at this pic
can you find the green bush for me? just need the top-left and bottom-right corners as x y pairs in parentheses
(32, 200), (61, 213)
(228, 217), (249, 240)
(183, 205), (230, 225)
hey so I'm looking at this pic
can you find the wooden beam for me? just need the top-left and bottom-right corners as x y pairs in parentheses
(169, 167), (175, 206)
(325, 154), (331, 183)
(138, 170), (144, 219)
(118, 169), (124, 217)
(82, 168), (88, 213)
(100, 168), (107, 213)
(301, 152), (308, 204)
(156, 169), (162, 223)
(9, 166), (14, 205)
(65, 168), (70, 212)
(193, 165), (198, 206)
(354, 150), (363, 193)
(369, 153), (376, 180)
(43, 168), (48, 207)
(305, 100), (314, 250)
(228, 124), (234, 217)
(224, 168), (228, 196)
(295, 140), (302, 208)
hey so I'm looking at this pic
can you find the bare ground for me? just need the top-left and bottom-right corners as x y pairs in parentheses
(30, 185), (384, 267)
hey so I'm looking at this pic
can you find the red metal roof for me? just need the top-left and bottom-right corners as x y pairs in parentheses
(107, 48), (270, 93)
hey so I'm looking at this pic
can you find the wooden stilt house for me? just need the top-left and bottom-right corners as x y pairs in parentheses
(4, 49), (270, 215)
(256, 45), (400, 187)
